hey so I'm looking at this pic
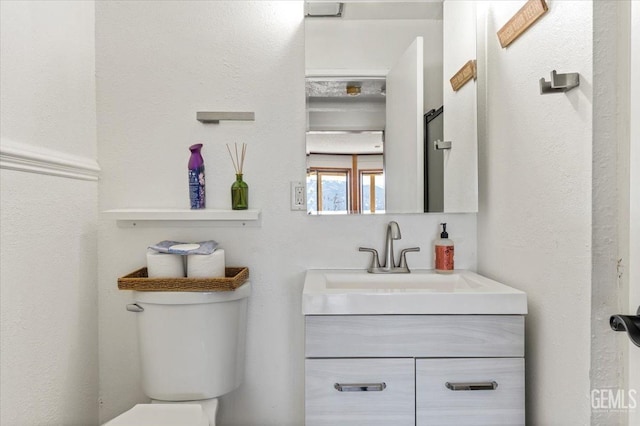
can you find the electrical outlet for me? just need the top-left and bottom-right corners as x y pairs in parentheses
(291, 181), (306, 211)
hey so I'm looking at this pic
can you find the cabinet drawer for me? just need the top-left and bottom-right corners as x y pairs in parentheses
(305, 315), (524, 358)
(305, 358), (414, 426)
(416, 358), (525, 426)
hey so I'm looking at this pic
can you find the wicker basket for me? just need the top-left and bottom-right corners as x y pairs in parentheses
(118, 267), (249, 292)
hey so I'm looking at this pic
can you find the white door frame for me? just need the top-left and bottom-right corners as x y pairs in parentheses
(628, 2), (639, 425)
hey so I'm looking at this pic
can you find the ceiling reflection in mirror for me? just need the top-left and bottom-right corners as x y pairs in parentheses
(304, 0), (478, 215)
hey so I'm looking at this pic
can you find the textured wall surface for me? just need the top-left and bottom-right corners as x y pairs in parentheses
(95, 2), (476, 424)
(0, 172), (99, 426)
(477, 1), (593, 425)
(591, 1), (628, 425)
(0, 0), (97, 159)
(0, 1), (99, 425)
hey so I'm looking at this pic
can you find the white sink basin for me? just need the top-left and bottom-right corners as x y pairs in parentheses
(302, 269), (527, 315)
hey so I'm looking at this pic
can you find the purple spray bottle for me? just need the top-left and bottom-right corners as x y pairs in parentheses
(188, 143), (205, 209)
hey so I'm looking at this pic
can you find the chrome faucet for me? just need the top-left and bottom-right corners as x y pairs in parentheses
(383, 221), (401, 271)
(359, 221), (420, 273)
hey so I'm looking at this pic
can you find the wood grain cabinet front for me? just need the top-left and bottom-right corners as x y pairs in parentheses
(305, 315), (524, 358)
(305, 358), (415, 426)
(416, 358), (525, 426)
(304, 315), (526, 425)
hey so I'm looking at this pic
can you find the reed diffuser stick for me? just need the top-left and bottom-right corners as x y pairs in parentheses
(235, 144), (240, 172)
(226, 144), (238, 174)
(241, 144), (246, 173)
(226, 143), (247, 174)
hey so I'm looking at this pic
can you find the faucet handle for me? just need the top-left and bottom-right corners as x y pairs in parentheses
(398, 247), (420, 270)
(359, 247), (381, 271)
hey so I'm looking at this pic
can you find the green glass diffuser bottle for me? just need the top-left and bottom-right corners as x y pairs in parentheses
(231, 174), (248, 210)
(227, 143), (249, 210)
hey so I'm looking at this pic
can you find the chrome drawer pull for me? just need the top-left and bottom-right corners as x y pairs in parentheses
(445, 381), (498, 391)
(334, 382), (387, 392)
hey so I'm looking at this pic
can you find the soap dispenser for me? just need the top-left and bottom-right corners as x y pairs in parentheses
(435, 223), (454, 274)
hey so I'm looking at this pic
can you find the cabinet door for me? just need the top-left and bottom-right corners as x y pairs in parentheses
(305, 358), (414, 426)
(416, 358), (525, 426)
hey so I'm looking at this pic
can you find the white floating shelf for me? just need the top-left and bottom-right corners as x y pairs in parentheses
(103, 208), (261, 223)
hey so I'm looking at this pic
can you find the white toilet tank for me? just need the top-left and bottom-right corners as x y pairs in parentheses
(131, 282), (250, 401)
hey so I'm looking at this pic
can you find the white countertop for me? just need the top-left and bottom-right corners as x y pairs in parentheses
(302, 269), (528, 315)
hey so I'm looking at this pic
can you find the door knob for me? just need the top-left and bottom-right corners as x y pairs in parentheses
(610, 305), (640, 347)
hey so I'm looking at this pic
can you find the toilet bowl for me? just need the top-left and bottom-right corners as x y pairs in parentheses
(104, 283), (250, 426)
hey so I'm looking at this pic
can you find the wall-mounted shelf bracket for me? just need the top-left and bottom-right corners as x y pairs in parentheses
(196, 112), (255, 124)
(433, 139), (452, 150)
(539, 70), (580, 94)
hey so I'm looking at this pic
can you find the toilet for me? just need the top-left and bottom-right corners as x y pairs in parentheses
(104, 282), (251, 426)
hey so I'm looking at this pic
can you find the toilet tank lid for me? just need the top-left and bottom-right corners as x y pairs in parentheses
(134, 282), (250, 305)
(103, 404), (208, 426)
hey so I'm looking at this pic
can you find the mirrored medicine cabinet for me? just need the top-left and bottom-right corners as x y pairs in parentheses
(304, 0), (478, 215)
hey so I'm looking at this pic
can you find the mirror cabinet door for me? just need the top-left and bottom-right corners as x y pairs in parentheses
(305, 1), (478, 214)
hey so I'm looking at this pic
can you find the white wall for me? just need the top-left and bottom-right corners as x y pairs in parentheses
(0, 0), (97, 161)
(442, 0), (478, 213)
(477, 1), (593, 425)
(95, 2), (476, 424)
(0, 1), (99, 425)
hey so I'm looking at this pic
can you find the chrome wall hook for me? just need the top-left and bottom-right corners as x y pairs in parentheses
(433, 139), (452, 150)
(196, 111), (255, 123)
(539, 70), (580, 94)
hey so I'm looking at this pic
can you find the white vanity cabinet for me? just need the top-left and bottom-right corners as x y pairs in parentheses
(304, 315), (525, 426)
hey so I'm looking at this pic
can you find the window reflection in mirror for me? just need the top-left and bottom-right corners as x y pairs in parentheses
(361, 171), (385, 214)
(306, 169), (349, 213)
(306, 129), (385, 214)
